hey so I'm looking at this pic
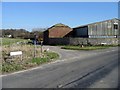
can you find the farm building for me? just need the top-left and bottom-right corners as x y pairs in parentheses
(43, 23), (73, 44)
(43, 18), (119, 45)
(73, 18), (120, 38)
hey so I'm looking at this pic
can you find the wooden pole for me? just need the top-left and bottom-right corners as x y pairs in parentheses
(34, 40), (36, 58)
(40, 41), (43, 57)
(40, 41), (43, 53)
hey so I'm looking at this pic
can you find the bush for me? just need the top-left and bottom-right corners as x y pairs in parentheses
(32, 57), (48, 65)
(46, 52), (59, 60)
(2, 63), (23, 73)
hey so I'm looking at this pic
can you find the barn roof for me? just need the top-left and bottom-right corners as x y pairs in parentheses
(73, 18), (120, 29)
(53, 23), (68, 27)
(50, 23), (70, 28)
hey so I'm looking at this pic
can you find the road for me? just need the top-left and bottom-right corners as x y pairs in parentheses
(2, 46), (119, 88)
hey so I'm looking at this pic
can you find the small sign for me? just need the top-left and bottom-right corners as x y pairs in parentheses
(10, 51), (22, 56)
(101, 43), (107, 45)
(8, 35), (12, 37)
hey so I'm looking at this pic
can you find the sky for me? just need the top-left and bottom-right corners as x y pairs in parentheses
(2, 2), (118, 31)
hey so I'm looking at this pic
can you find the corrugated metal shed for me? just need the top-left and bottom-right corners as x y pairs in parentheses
(73, 18), (120, 38)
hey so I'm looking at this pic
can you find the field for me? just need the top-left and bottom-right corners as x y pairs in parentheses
(2, 38), (28, 45)
(1, 38), (59, 74)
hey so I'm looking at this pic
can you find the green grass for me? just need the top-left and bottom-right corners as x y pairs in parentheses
(32, 52), (59, 65)
(61, 45), (116, 50)
(45, 52), (59, 60)
(32, 57), (48, 65)
(2, 52), (59, 73)
(2, 38), (28, 45)
(2, 63), (23, 73)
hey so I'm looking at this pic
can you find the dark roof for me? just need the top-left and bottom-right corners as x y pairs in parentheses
(74, 18), (120, 29)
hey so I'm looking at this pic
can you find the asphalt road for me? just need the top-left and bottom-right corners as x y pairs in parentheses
(2, 46), (119, 88)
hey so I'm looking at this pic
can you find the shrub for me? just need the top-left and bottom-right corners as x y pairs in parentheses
(46, 52), (59, 60)
(2, 63), (23, 73)
(32, 57), (48, 65)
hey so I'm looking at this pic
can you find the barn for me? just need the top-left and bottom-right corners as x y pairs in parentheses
(43, 23), (72, 44)
(73, 18), (119, 38)
(43, 18), (119, 45)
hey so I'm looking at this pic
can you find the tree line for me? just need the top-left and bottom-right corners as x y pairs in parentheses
(1, 28), (47, 40)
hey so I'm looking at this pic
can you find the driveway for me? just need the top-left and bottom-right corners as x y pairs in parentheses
(43, 45), (118, 60)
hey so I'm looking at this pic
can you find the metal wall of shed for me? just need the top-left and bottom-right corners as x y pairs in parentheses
(73, 26), (88, 37)
(118, 19), (120, 36)
(88, 19), (119, 38)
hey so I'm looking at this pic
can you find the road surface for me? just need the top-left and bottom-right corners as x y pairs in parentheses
(2, 46), (119, 88)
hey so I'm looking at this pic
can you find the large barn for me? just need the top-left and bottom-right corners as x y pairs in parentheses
(43, 23), (72, 44)
(73, 18), (119, 38)
(43, 18), (119, 45)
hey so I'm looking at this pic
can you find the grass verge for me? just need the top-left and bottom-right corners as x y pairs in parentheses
(61, 45), (117, 50)
(2, 52), (59, 74)
(32, 52), (59, 65)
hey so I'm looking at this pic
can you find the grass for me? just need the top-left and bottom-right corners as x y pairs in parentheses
(32, 57), (48, 65)
(2, 38), (28, 45)
(32, 52), (59, 65)
(61, 45), (117, 50)
(1, 38), (59, 74)
(2, 52), (59, 74)
(45, 52), (59, 60)
(2, 63), (23, 73)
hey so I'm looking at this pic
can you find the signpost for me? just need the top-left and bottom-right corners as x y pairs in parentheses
(34, 33), (37, 58)
(40, 41), (43, 54)
(34, 39), (36, 58)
